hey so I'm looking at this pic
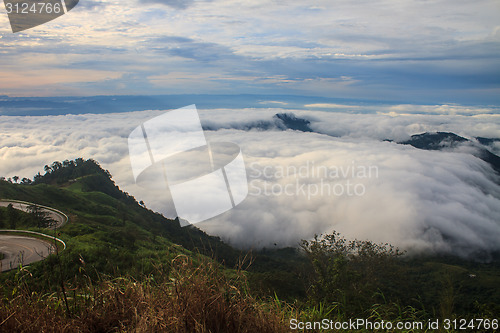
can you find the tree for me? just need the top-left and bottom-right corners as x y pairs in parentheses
(20, 177), (32, 185)
(27, 204), (55, 229)
(12, 176), (19, 183)
(51, 161), (62, 171)
(33, 172), (42, 182)
(7, 204), (17, 229)
(44, 165), (52, 174)
(0, 208), (5, 228)
(301, 231), (404, 316)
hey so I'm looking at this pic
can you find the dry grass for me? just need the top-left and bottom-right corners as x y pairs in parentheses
(0, 256), (291, 333)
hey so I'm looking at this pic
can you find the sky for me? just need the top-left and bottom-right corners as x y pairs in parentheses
(0, 0), (499, 105)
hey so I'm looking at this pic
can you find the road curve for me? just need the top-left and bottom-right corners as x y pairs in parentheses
(0, 235), (55, 272)
(0, 199), (67, 272)
(0, 199), (68, 229)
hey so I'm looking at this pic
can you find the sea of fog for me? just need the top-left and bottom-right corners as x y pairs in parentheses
(1, 106), (500, 260)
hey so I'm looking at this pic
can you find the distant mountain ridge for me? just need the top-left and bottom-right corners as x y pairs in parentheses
(273, 113), (313, 132)
(268, 114), (500, 175)
(400, 132), (468, 150)
(400, 132), (500, 174)
(212, 112), (500, 173)
(476, 137), (500, 146)
(202, 112), (314, 132)
(205, 112), (500, 175)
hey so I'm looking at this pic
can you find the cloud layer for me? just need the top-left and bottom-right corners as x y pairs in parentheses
(1, 106), (500, 260)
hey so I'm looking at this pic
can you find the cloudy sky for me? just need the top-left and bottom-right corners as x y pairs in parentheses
(1, 0), (499, 104)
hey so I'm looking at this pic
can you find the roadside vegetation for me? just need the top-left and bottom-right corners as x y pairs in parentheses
(0, 203), (56, 230)
(0, 159), (498, 332)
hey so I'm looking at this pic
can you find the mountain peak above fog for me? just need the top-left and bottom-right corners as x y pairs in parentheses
(400, 132), (468, 150)
(400, 132), (500, 174)
(273, 113), (313, 132)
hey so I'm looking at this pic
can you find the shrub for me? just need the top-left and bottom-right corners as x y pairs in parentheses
(301, 231), (405, 317)
(0, 256), (290, 332)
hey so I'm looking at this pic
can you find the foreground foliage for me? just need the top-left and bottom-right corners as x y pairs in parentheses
(301, 232), (405, 317)
(0, 257), (290, 333)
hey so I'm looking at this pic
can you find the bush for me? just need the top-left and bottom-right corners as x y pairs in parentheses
(0, 257), (290, 332)
(301, 231), (405, 317)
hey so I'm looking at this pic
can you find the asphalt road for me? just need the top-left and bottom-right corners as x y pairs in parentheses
(0, 235), (55, 272)
(0, 200), (67, 272)
(0, 200), (67, 228)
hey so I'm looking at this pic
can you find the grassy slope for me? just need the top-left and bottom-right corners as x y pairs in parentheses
(1, 179), (212, 278)
(0, 163), (304, 293)
(0, 160), (499, 331)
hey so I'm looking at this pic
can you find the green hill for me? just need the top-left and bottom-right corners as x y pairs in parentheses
(2, 159), (236, 278)
(0, 158), (499, 332)
(0, 159), (305, 293)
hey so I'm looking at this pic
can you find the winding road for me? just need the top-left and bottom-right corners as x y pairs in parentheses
(0, 200), (67, 272)
(0, 235), (55, 272)
(0, 200), (68, 228)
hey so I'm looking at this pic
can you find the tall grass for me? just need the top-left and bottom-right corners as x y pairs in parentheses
(0, 256), (290, 332)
